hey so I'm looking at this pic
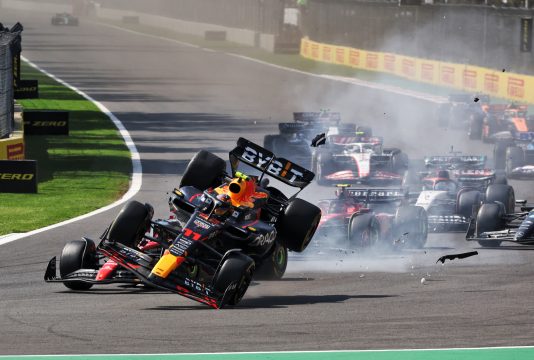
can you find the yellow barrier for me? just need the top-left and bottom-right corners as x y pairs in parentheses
(301, 38), (534, 104)
(0, 132), (25, 160)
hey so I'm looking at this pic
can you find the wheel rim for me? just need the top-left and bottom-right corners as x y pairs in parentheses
(360, 224), (379, 248)
(274, 246), (286, 268)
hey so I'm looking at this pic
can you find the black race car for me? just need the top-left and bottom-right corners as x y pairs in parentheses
(494, 131), (534, 179)
(51, 13), (79, 26)
(45, 138), (321, 308)
(263, 111), (363, 169)
(466, 201), (534, 247)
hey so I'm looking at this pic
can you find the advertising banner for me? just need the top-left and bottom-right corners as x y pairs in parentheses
(300, 38), (534, 104)
(23, 111), (69, 135)
(14, 79), (39, 99)
(0, 159), (37, 193)
(0, 137), (25, 160)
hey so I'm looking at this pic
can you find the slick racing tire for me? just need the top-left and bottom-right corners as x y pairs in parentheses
(476, 203), (505, 247)
(263, 134), (277, 152)
(180, 150), (226, 190)
(255, 241), (288, 280)
(493, 141), (509, 170)
(348, 213), (381, 249)
(394, 206), (428, 249)
(401, 169), (420, 191)
(315, 151), (333, 186)
(457, 190), (482, 219)
(468, 115), (483, 140)
(213, 253), (255, 307)
(391, 152), (409, 174)
(60, 239), (98, 290)
(505, 146), (525, 177)
(108, 201), (153, 248)
(485, 184), (515, 214)
(278, 198), (321, 252)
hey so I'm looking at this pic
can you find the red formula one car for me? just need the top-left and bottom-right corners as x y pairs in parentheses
(314, 186), (428, 250)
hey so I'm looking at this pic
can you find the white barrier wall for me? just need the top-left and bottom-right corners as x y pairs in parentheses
(0, 0), (72, 14)
(0, 0), (276, 51)
(96, 7), (274, 52)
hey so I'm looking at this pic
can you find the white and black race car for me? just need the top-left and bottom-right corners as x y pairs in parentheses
(311, 134), (408, 186)
(51, 13), (79, 26)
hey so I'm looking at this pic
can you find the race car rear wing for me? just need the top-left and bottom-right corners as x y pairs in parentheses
(229, 137), (314, 189)
(293, 112), (341, 124)
(424, 155), (486, 169)
(338, 186), (407, 203)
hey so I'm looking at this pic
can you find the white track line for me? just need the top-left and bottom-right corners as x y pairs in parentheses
(0, 57), (142, 246)
(0, 344), (534, 358)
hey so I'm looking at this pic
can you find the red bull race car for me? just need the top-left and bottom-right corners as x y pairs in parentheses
(45, 138), (321, 308)
(314, 186), (427, 249)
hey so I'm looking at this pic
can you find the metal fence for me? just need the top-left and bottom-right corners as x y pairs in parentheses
(0, 31), (17, 139)
(304, 1), (534, 74)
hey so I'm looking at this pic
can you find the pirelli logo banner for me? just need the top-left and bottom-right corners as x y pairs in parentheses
(0, 160), (37, 193)
(23, 111), (69, 135)
(300, 38), (534, 103)
(14, 79), (39, 99)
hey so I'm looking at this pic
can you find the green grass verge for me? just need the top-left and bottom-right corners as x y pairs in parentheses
(0, 62), (131, 235)
(98, 18), (533, 111)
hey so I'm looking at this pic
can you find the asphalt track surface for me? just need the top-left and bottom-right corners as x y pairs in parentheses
(1, 10), (533, 355)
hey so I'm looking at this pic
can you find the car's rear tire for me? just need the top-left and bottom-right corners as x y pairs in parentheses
(278, 198), (321, 252)
(485, 184), (515, 214)
(180, 150), (226, 190)
(505, 146), (525, 177)
(394, 206), (428, 248)
(263, 134), (278, 152)
(468, 115), (483, 140)
(315, 152), (332, 186)
(60, 239), (97, 290)
(255, 241), (288, 280)
(476, 203), (505, 247)
(494, 141), (509, 170)
(108, 201), (153, 248)
(391, 152), (409, 174)
(213, 253), (255, 307)
(349, 213), (381, 248)
(457, 190), (482, 219)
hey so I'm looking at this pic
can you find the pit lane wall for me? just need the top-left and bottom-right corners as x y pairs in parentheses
(300, 38), (534, 104)
(0, 0), (276, 52)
